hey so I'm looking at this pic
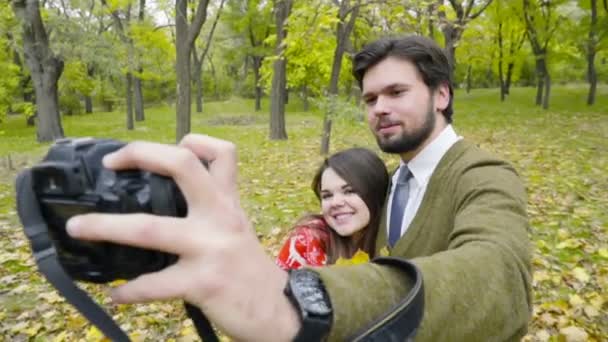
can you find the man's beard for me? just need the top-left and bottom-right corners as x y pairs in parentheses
(375, 100), (436, 154)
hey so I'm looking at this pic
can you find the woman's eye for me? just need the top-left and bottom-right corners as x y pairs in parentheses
(344, 188), (356, 195)
(391, 89), (405, 96)
(321, 193), (332, 200)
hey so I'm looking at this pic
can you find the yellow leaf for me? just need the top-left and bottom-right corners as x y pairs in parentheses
(24, 323), (42, 336)
(568, 294), (584, 307)
(556, 239), (582, 249)
(180, 326), (196, 336)
(335, 250), (370, 266)
(598, 248), (608, 259)
(559, 326), (589, 342)
(110, 279), (128, 287)
(583, 305), (599, 318)
(52, 331), (68, 342)
(378, 246), (390, 257)
(85, 326), (110, 341)
(571, 267), (590, 283)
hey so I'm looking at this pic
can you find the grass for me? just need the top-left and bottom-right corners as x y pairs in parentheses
(0, 84), (607, 340)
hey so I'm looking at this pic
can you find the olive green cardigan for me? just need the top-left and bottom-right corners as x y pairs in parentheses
(314, 140), (532, 341)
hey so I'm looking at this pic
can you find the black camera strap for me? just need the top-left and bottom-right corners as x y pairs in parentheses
(16, 170), (218, 342)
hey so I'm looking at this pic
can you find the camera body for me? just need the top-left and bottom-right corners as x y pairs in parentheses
(29, 138), (184, 283)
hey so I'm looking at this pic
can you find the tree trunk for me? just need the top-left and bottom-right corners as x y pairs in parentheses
(466, 64), (472, 94)
(505, 62), (514, 95)
(12, 0), (64, 142)
(253, 56), (262, 111)
(135, 0), (145, 120)
(126, 72), (134, 129)
(586, 0), (598, 105)
(269, 0), (291, 140)
(441, 24), (459, 71)
(542, 72), (551, 110)
(195, 66), (204, 113)
(320, 0), (360, 155)
(175, 0), (210, 142)
(175, 0), (191, 142)
(134, 71), (144, 121)
(302, 85), (309, 111)
(534, 56), (546, 106)
(84, 96), (93, 113)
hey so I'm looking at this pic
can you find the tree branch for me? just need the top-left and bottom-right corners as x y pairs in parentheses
(188, 0), (210, 47)
(469, 0), (493, 20)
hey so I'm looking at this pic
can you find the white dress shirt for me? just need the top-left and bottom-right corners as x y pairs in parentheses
(386, 125), (462, 239)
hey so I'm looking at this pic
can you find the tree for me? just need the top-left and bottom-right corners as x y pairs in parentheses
(522, 0), (563, 109)
(134, 0), (146, 121)
(489, 0), (526, 101)
(320, 0), (361, 155)
(583, 0), (608, 105)
(192, 0), (226, 113)
(269, 0), (292, 140)
(11, 0), (64, 142)
(102, 0), (138, 130)
(436, 0), (494, 71)
(175, 0), (210, 142)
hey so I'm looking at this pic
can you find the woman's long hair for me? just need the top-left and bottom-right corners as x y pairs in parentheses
(310, 148), (389, 264)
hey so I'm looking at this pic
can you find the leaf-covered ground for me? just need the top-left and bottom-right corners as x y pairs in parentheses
(0, 86), (606, 341)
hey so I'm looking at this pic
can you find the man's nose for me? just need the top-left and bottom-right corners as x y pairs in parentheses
(371, 96), (389, 117)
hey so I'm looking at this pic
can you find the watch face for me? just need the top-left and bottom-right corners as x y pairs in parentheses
(291, 270), (332, 316)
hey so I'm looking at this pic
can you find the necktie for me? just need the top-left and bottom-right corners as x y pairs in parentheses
(388, 166), (412, 247)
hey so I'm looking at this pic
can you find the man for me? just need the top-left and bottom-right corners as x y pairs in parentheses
(66, 36), (531, 341)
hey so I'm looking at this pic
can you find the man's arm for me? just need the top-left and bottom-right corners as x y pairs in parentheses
(314, 162), (532, 341)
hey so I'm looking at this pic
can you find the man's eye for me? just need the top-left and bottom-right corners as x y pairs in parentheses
(364, 97), (377, 106)
(391, 89), (405, 96)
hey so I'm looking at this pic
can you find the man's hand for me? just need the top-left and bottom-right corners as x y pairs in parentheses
(66, 134), (300, 341)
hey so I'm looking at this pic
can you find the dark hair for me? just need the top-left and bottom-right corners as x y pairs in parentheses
(352, 35), (454, 123)
(310, 147), (389, 263)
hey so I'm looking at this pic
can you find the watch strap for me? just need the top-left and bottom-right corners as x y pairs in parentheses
(285, 269), (333, 342)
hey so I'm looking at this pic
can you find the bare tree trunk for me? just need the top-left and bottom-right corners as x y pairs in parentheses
(505, 62), (514, 95)
(302, 85), (309, 111)
(134, 0), (145, 121)
(175, 4), (191, 140)
(134, 69), (144, 121)
(466, 64), (472, 94)
(175, 0), (210, 142)
(534, 56), (548, 107)
(586, 0), (598, 105)
(542, 72), (550, 110)
(321, 0), (360, 155)
(192, 0), (224, 114)
(84, 64), (94, 113)
(253, 56), (263, 111)
(126, 72), (134, 129)
(269, 0), (292, 140)
(12, 0), (64, 142)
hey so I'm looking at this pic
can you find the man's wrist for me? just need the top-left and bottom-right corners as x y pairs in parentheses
(276, 270), (301, 341)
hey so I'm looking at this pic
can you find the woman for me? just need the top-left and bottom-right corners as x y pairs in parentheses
(276, 147), (389, 270)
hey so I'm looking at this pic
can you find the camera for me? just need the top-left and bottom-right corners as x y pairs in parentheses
(22, 137), (185, 283)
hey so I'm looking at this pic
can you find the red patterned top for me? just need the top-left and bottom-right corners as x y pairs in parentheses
(276, 218), (330, 270)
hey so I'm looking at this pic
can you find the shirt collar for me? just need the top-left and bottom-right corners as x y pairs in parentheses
(396, 125), (461, 187)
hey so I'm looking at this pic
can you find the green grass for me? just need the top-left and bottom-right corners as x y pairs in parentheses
(0, 84), (607, 340)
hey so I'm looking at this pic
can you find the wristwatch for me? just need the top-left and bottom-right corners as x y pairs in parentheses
(284, 269), (333, 342)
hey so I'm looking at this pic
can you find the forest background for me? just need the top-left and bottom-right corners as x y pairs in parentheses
(0, 0), (607, 341)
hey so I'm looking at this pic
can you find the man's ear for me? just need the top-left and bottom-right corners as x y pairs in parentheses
(434, 82), (450, 112)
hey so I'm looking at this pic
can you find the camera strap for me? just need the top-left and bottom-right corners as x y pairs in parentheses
(16, 170), (219, 342)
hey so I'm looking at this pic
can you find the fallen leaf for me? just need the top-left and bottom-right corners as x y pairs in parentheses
(559, 326), (589, 342)
(571, 267), (590, 283)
